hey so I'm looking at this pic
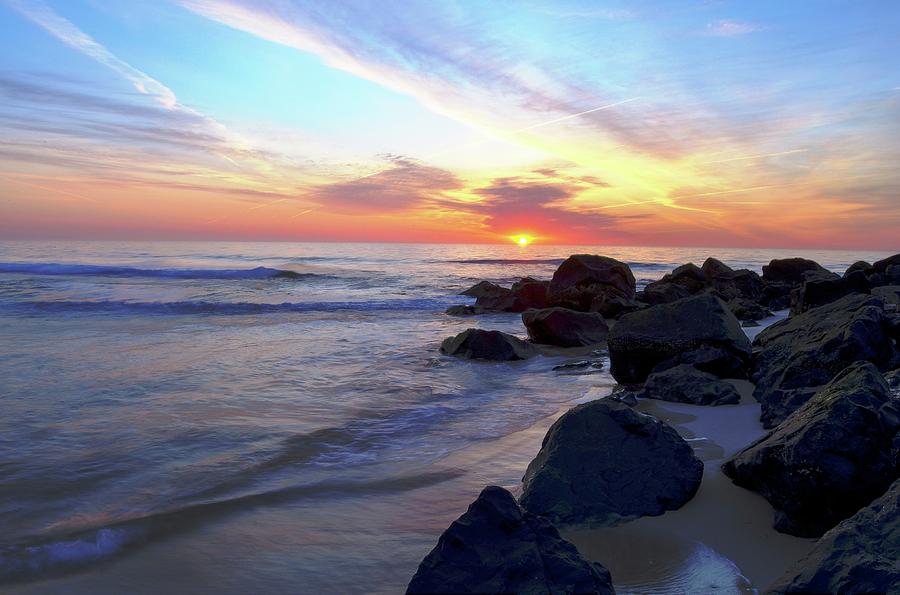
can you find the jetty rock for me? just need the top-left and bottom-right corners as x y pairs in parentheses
(547, 255), (637, 317)
(608, 294), (751, 384)
(769, 478), (900, 595)
(520, 400), (702, 525)
(406, 485), (615, 595)
(751, 293), (895, 428)
(440, 329), (539, 361)
(639, 364), (741, 406)
(522, 307), (609, 348)
(723, 362), (900, 538)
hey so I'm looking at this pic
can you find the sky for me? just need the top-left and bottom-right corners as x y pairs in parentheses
(0, 0), (898, 248)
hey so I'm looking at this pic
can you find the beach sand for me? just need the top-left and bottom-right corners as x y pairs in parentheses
(563, 380), (815, 594)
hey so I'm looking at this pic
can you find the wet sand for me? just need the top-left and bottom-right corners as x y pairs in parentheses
(563, 380), (815, 594)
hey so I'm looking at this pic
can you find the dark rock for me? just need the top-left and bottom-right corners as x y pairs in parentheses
(651, 343), (750, 379)
(872, 285), (900, 305)
(608, 294), (751, 384)
(589, 294), (645, 319)
(727, 297), (772, 322)
(552, 360), (605, 375)
(461, 280), (508, 299)
(722, 362), (900, 537)
(790, 269), (870, 314)
(716, 269), (765, 301)
(639, 281), (692, 305)
(872, 253), (900, 275)
(475, 277), (549, 313)
(762, 258), (831, 285)
(520, 400), (703, 525)
(640, 364), (741, 406)
(751, 294), (895, 428)
(406, 485), (615, 595)
(844, 260), (872, 277)
(700, 257), (734, 279)
(770, 478), (900, 595)
(445, 305), (485, 316)
(440, 329), (538, 361)
(523, 308), (609, 348)
(547, 255), (636, 312)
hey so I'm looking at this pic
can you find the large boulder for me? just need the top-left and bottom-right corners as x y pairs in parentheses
(722, 362), (900, 537)
(639, 364), (741, 406)
(407, 486), (615, 595)
(440, 329), (538, 361)
(475, 277), (549, 312)
(702, 258), (765, 302)
(751, 294), (895, 428)
(844, 260), (872, 277)
(522, 307), (609, 348)
(608, 294), (752, 384)
(762, 258), (831, 285)
(520, 400), (703, 525)
(461, 280), (507, 299)
(547, 255), (636, 314)
(770, 478), (900, 595)
(762, 258), (832, 309)
(789, 269), (870, 314)
(726, 297), (772, 322)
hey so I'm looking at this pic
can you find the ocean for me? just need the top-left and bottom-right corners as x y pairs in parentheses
(0, 241), (893, 594)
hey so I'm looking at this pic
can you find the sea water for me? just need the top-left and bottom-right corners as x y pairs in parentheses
(0, 241), (892, 594)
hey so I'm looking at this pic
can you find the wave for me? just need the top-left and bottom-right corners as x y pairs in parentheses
(445, 258), (672, 269)
(446, 258), (565, 265)
(1, 297), (455, 316)
(0, 469), (462, 585)
(0, 262), (324, 281)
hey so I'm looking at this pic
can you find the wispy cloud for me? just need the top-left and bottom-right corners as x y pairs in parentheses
(704, 20), (761, 37)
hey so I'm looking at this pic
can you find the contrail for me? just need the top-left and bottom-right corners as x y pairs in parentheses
(0, 174), (101, 204)
(289, 208), (316, 219)
(698, 149), (808, 165)
(512, 97), (641, 133)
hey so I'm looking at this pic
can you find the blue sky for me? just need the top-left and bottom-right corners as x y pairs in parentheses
(1, 0), (898, 247)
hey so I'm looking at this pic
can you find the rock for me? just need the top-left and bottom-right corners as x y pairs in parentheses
(844, 260), (872, 277)
(790, 269), (870, 314)
(639, 281), (692, 305)
(547, 255), (636, 312)
(641, 263), (707, 305)
(751, 294), (895, 428)
(722, 362), (900, 537)
(608, 294), (751, 384)
(640, 364), (741, 406)
(711, 268), (765, 302)
(761, 258), (833, 309)
(473, 277), (549, 313)
(700, 257), (734, 279)
(440, 329), (539, 361)
(651, 344), (751, 379)
(406, 485), (615, 595)
(520, 400), (703, 525)
(589, 294), (646, 319)
(461, 280), (507, 299)
(769, 478), (900, 595)
(872, 253), (900, 275)
(445, 305), (485, 316)
(522, 307), (609, 348)
(552, 360), (605, 375)
(762, 258), (832, 285)
(727, 297), (772, 322)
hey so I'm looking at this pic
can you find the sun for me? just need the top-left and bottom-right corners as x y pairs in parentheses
(513, 235), (531, 246)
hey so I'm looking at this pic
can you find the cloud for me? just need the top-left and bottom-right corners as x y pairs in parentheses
(704, 20), (760, 37)
(443, 173), (638, 240)
(308, 155), (463, 214)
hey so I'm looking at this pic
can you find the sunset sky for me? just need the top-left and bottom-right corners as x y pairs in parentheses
(1, 0), (898, 248)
